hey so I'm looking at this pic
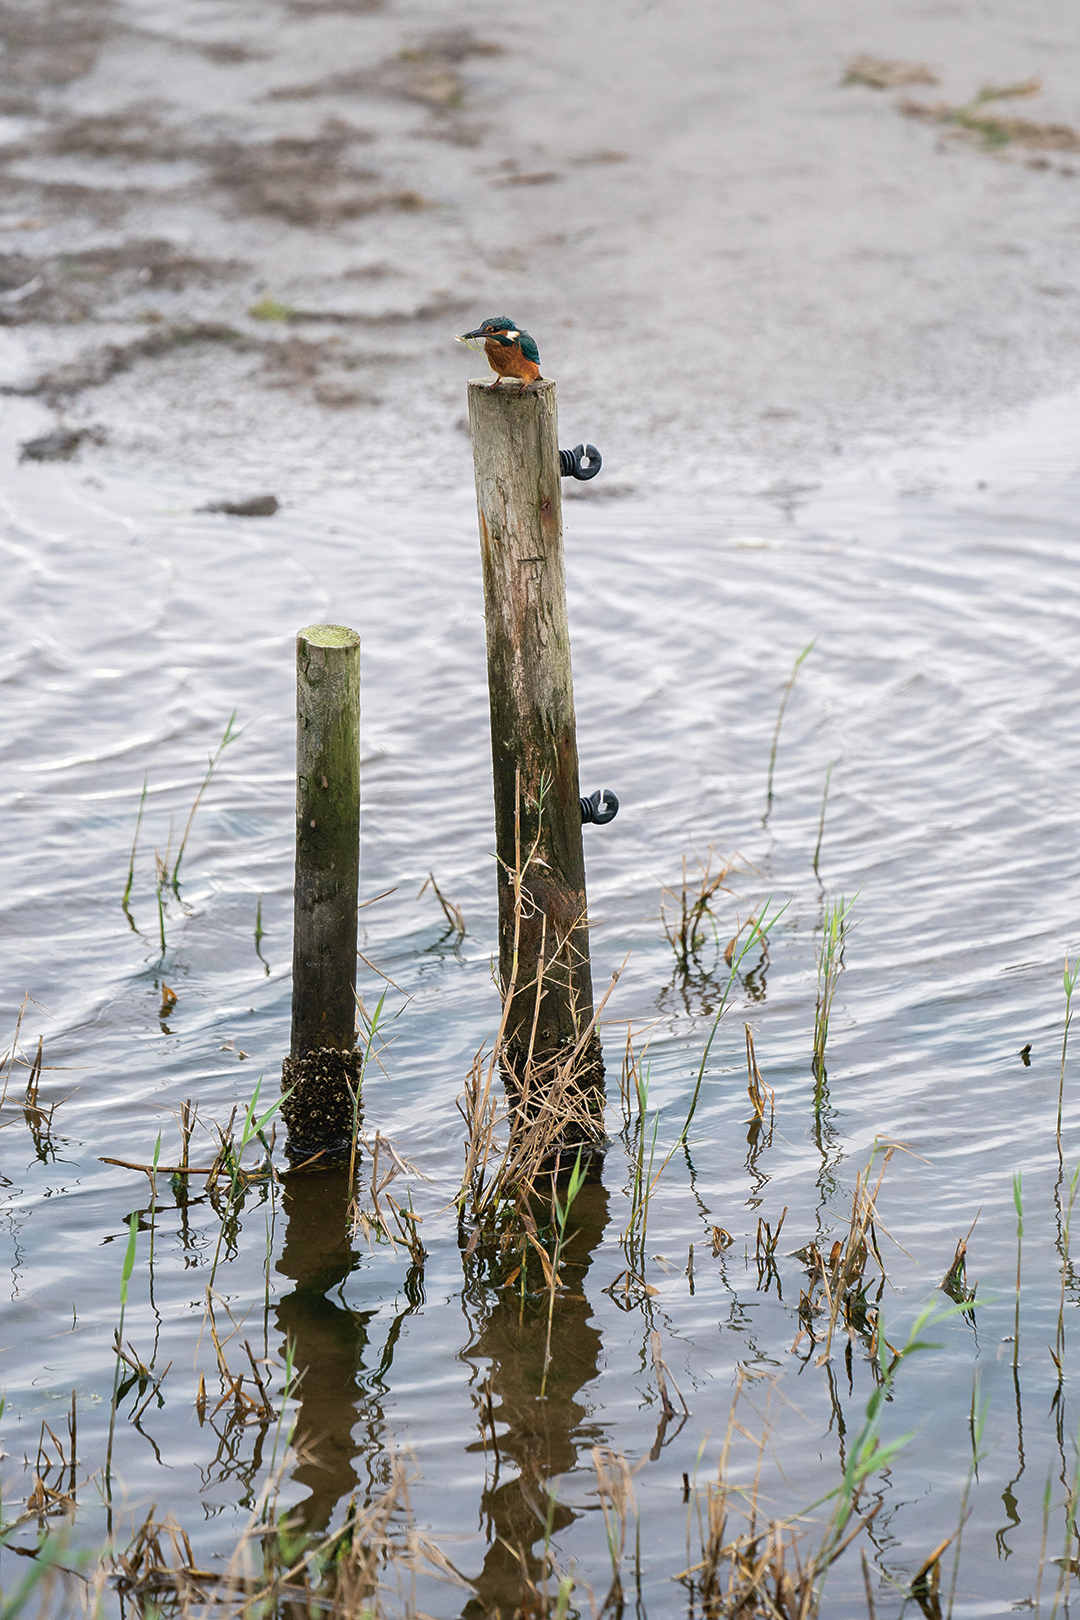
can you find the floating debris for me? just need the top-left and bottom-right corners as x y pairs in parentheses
(18, 425), (103, 461)
(202, 494), (279, 516)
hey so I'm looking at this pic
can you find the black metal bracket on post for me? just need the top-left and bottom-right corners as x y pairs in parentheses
(559, 444), (602, 481)
(580, 789), (619, 825)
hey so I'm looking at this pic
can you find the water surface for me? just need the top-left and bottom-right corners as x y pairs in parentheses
(3, 387), (1080, 1615)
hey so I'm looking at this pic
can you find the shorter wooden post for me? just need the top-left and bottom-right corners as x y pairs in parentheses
(281, 624), (361, 1166)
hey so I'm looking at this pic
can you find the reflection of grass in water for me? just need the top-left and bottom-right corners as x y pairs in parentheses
(9, 1289), (966, 1620)
(17, 803), (1080, 1615)
(11, 1002), (1080, 1617)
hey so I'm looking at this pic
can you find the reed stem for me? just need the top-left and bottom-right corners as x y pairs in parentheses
(1059, 955), (1078, 1151)
(812, 761), (833, 877)
(765, 639), (816, 817)
(122, 773), (147, 927)
(171, 710), (238, 891)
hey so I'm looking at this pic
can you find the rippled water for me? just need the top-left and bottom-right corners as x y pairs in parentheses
(3, 384), (1080, 1616)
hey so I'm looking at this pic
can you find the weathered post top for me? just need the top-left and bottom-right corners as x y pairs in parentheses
(467, 378), (599, 1088)
(282, 622), (362, 1167)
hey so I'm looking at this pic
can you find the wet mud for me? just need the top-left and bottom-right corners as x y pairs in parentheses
(0, 0), (1078, 496)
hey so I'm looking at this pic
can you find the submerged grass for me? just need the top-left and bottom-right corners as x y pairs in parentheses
(899, 78), (1080, 152)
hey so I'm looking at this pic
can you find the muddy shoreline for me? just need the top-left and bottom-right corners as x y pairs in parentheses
(1, 0), (1079, 503)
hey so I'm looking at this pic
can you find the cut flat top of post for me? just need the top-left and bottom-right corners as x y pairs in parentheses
(299, 624), (360, 648)
(468, 377), (555, 395)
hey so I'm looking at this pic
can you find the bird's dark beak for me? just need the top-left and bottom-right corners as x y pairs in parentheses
(459, 327), (490, 341)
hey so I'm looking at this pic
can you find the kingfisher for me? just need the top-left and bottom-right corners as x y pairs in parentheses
(455, 316), (543, 391)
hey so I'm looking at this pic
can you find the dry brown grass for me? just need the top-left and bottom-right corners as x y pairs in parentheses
(456, 782), (622, 1227)
(899, 79), (1080, 151)
(661, 847), (740, 975)
(789, 1143), (909, 1366)
(843, 55), (939, 89)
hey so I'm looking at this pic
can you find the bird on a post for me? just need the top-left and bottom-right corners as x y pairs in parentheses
(455, 316), (543, 392)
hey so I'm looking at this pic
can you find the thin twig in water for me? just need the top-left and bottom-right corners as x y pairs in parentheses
(418, 872), (466, 937)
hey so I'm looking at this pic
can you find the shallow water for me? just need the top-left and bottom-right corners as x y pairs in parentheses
(3, 384), (1080, 1616)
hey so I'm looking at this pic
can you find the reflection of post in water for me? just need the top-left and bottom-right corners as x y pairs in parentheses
(275, 1170), (378, 1536)
(459, 1174), (610, 1619)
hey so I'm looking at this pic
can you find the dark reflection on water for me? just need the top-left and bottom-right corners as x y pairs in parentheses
(458, 1175), (609, 1618)
(275, 1170), (377, 1534)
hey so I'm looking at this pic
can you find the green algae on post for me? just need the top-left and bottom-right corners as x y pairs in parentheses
(282, 623), (362, 1166)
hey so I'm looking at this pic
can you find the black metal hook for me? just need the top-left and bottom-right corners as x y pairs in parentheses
(580, 788), (619, 825)
(559, 443), (602, 481)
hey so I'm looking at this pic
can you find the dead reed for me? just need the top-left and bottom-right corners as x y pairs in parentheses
(790, 1142), (899, 1366)
(678, 1301), (955, 1620)
(455, 805), (623, 1228)
(660, 848), (740, 976)
(744, 1024), (775, 1129)
(417, 871), (466, 940)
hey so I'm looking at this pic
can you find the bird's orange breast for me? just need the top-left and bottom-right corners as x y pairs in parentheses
(484, 338), (541, 382)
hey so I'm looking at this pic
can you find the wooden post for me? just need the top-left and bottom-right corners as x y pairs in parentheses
(467, 378), (600, 1088)
(281, 624), (361, 1166)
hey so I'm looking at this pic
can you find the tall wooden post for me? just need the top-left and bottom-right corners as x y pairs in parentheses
(281, 624), (361, 1166)
(467, 378), (599, 1087)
